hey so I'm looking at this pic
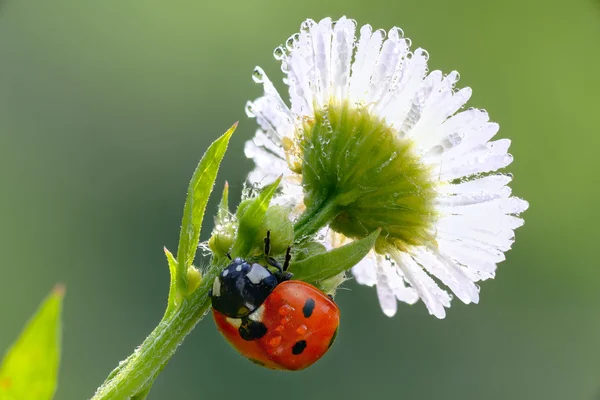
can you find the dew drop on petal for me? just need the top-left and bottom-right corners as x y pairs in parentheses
(389, 27), (404, 40)
(286, 37), (295, 51)
(252, 67), (265, 83)
(245, 101), (255, 117)
(375, 28), (387, 39)
(300, 19), (314, 32)
(273, 46), (286, 60)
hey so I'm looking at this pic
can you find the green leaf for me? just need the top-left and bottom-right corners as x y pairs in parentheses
(176, 123), (236, 293)
(0, 285), (64, 400)
(230, 177), (281, 258)
(289, 229), (381, 284)
(163, 247), (179, 314)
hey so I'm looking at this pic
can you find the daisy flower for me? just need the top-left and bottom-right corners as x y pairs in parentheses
(244, 17), (528, 318)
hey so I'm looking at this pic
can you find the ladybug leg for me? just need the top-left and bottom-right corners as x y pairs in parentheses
(264, 231), (294, 282)
(266, 255), (283, 273)
(273, 247), (293, 282)
(226, 251), (232, 261)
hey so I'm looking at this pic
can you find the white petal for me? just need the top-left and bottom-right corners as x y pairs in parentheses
(349, 26), (384, 101)
(247, 68), (294, 143)
(387, 49), (430, 132)
(375, 257), (399, 317)
(331, 16), (355, 100)
(310, 17), (333, 107)
(351, 252), (377, 286)
(286, 24), (316, 115)
(439, 140), (514, 181)
(411, 247), (479, 304)
(349, 24), (373, 99)
(244, 138), (288, 185)
(438, 174), (513, 195)
(367, 33), (408, 106)
(390, 250), (451, 318)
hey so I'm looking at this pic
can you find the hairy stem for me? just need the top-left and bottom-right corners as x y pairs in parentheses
(294, 196), (340, 239)
(92, 265), (222, 400)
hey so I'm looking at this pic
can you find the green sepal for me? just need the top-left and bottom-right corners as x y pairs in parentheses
(289, 229), (380, 285)
(230, 177), (281, 258)
(176, 122), (236, 293)
(217, 181), (229, 222)
(0, 286), (64, 400)
(209, 182), (236, 260)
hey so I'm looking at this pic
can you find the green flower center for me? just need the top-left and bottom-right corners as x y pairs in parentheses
(295, 101), (438, 251)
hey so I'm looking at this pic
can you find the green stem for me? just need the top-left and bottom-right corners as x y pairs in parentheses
(294, 196), (340, 239)
(92, 265), (221, 400)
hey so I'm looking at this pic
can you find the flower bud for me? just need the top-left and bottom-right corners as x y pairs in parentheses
(185, 266), (202, 294)
(208, 230), (234, 258)
(260, 205), (293, 255)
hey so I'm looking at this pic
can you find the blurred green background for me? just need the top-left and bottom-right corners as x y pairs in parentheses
(1, 0), (599, 399)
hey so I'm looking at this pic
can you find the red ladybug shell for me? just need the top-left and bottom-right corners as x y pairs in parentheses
(212, 280), (340, 371)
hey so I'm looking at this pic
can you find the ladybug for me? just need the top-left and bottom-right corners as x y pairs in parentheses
(209, 231), (340, 371)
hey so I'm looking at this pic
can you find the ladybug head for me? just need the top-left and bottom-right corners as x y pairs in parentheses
(210, 258), (278, 318)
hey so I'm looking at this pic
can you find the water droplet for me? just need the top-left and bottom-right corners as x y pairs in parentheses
(286, 36), (296, 51)
(245, 101), (255, 117)
(375, 28), (387, 39)
(389, 27), (404, 40)
(269, 336), (282, 347)
(273, 46), (286, 60)
(301, 19), (315, 32)
(252, 66), (265, 83)
(296, 325), (308, 335)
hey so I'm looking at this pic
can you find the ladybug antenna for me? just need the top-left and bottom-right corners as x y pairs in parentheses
(283, 246), (292, 272)
(264, 230), (272, 256)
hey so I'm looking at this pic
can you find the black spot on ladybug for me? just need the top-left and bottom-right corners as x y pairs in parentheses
(292, 340), (307, 355)
(328, 327), (338, 349)
(302, 298), (316, 318)
(239, 319), (267, 341)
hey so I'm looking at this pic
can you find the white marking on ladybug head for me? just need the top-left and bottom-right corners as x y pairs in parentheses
(247, 264), (270, 284)
(226, 317), (242, 329)
(212, 277), (222, 297)
(222, 269), (229, 277)
(249, 304), (265, 322)
(236, 265), (242, 272)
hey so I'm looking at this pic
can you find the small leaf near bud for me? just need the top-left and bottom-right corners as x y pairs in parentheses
(235, 199), (253, 220)
(318, 272), (346, 296)
(231, 178), (282, 258)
